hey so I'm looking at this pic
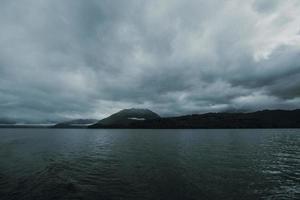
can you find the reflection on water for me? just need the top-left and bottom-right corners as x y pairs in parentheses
(0, 129), (299, 200)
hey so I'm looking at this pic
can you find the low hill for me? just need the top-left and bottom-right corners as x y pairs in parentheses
(53, 119), (98, 128)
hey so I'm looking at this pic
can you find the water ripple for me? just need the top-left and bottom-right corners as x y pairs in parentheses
(0, 129), (299, 200)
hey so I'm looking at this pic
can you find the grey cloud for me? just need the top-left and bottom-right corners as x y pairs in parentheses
(0, 0), (300, 121)
(253, 0), (280, 13)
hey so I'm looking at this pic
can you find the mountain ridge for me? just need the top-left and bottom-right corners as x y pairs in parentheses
(2, 108), (300, 129)
(89, 109), (300, 129)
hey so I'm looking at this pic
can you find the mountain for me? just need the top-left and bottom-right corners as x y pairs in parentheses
(90, 108), (161, 128)
(90, 109), (300, 129)
(53, 119), (98, 128)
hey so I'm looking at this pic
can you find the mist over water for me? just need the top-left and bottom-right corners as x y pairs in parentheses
(0, 129), (299, 200)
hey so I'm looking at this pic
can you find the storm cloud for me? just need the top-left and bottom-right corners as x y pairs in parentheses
(0, 0), (300, 121)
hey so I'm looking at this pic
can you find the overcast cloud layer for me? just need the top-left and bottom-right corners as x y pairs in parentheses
(1, 0), (300, 121)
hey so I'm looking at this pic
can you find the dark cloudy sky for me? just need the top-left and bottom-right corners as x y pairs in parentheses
(1, 0), (300, 121)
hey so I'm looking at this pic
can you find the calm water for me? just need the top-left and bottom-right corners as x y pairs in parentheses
(0, 129), (299, 200)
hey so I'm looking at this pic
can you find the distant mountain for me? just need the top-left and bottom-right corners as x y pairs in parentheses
(90, 108), (160, 128)
(53, 119), (98, 128)
(90, 109), (300, 129)
(0, 118), (17, 125)
(0, 118), (53, 128)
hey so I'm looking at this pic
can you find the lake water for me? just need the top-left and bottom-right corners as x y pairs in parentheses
(0, 129), (299, 200)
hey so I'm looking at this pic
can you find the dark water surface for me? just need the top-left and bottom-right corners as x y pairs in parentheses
(0, 129), (299, 200)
